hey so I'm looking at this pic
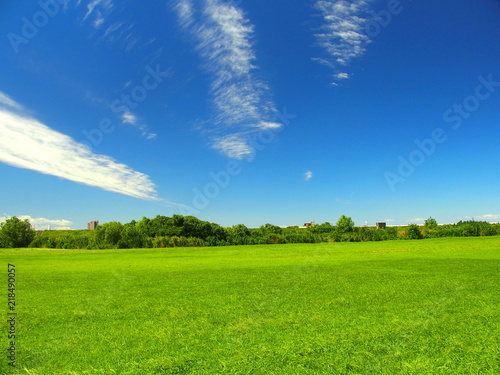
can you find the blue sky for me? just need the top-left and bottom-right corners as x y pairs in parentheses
(1, 0), (499, 229)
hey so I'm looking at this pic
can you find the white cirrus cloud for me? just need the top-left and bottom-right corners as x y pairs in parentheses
(83, 0), (114, 24)
(120, 111), (157, 140)
(93, 15), (105, 29)
(78, 3), (140, 52)
(336, 72), (350, 79)
(0, 92), (23, 111)
(84, 89), (156, 140)
(121, 111), (137, 125)
(103, 22), (123, 40)
(211, 134), (253, 159)
(257, 121), (282, 130)
(313, 0), (373, 84)
(176, 0), (195, 28)
(0, 92), (158, 200)
(175, 0), (281, 159)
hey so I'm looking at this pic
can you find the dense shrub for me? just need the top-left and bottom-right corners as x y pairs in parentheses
(96, 222), (123, 247)
(28, 231), (96, 249)
(436, 221), (497, 238)
(283, 228), (318, 243)
(0, 217), (35, 248)
(336, 215), (354, 234)
(151, 236), (204, 248)
(10, 214), (500, 250)
(406, 224), (423, 240)
(117, 226), (145, 249)
(424, 217), (438, 229)
(262, 233), (287, 244)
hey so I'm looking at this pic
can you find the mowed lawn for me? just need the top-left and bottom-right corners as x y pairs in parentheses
(1, 237), (499, 374)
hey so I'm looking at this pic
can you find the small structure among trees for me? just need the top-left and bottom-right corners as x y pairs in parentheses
(87, 221), (99, 230)
(376, 222), (387, 229)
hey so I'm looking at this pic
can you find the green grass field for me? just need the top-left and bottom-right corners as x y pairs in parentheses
(1, 237), (499, 374)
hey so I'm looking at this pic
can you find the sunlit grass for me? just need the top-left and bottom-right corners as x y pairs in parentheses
(1, 237), (499, 374)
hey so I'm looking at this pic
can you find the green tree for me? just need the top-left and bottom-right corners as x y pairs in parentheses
(259, 224), (283, 235)
(406, 224), (423, 239)
(149, 215), (179, 237)
(135, 217), (153, 238)
(424, 217), (438, 229)
(227, 224), (251, 245)
(231, 224), (251, 238)
(336, 215), (354, 234)
(310, 222), (334, 234)
(96, 222), (123, 247)
(118, 225), (145, 249)
(0, 217), (35, 248)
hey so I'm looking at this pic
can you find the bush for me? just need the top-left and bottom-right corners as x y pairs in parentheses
(406, 224), (423, 240)
(364, 228), (385, 241)
(21, 214), (500, 250)
(29, 231), (95, 249)
(151, 236), (204, 248)
(424, 217), (438, 229)
(0, 217), (35, 248)
(422, 228), (439, 238)
(96, 222), (123, 247)
(336, 215), (354, 234)
(117, 226), (145, 249)
(283, 229), (318, 243)
(438, 221), (497, 237)
(262, 233), (287, 244)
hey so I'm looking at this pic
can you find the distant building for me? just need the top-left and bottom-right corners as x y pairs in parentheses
(376, 222), (387, 229)
(303, 222), (315, 228)
(87, 220), (99, 230)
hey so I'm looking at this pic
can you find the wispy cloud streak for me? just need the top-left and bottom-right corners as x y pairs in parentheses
(175, 0), (281, 159)
(314, 0), (373, 84)
(83, 0), (113, 26)
(121, 111), (157, 140)
(75, 1), (141, 51)
(0, 92), (157, 200)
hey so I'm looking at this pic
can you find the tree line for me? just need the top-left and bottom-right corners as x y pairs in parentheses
(0, 215), (499, 249)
